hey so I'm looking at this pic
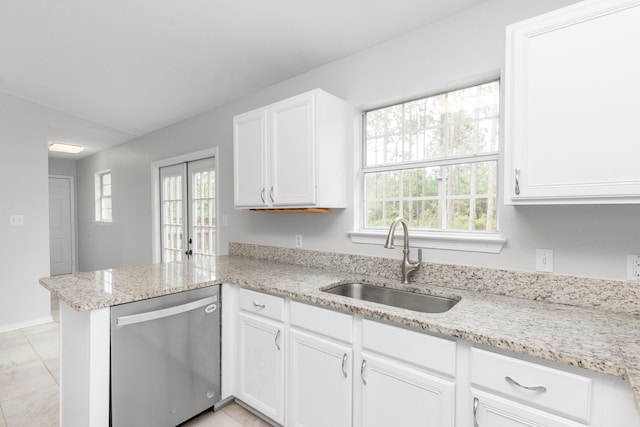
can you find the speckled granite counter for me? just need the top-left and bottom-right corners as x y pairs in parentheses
(39, 250), (640, 412)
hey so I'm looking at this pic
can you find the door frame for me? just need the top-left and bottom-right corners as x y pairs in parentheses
(150, 147), (219, 263)
(48, 174), (78, 273)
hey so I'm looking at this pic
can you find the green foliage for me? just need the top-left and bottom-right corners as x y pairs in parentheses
(363, 81), (499, 232)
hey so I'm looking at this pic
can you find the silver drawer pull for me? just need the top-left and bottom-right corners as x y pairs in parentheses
(505, 376), (547, 393)
(361, 359), (367, 385)
(341, 353), (348, 378)
(275, 330), (281, 351)
(515, 168), (521, 195)
(252, 301), (266, 309)
(473, 397), (480, 427)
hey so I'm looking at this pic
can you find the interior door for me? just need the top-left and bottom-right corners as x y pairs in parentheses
(160, 157), (216, 263)
(49, 176), (74, 275)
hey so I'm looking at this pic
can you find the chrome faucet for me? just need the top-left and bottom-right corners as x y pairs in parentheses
(384, 217), (422, 284)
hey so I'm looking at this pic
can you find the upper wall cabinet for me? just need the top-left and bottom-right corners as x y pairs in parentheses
(504, 0), (640, 205)
(233, 89), (347, 209)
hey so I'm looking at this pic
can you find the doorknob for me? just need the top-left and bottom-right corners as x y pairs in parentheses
(186, 238), (193, 258)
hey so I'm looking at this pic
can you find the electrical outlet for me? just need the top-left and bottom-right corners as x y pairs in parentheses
(627, 255), (640, 281)
(535, 249), (553, 273)
(295, 235), (303, 248)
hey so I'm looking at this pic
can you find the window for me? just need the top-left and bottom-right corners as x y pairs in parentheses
(362, 81), (499, 234)
(95, 170), (112, 223)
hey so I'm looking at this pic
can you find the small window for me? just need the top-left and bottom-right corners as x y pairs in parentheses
(362, 81), (499, 233)
(95, 170), (112, 223)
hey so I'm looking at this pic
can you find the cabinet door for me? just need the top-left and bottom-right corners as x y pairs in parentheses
(234, 108), (268, 208)
(471, 390), (587, 427)
(289, 329), (352, 427)
(504, 0), (640, 204)
(360, 353), (455, 427)
(237, 313), (284, 424)
(270, 92), (316, 206)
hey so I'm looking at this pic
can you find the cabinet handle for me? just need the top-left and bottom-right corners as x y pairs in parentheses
(260, 188), (266, 204)
(361, 359), (367, 385)
(515, 168), (520, 195)
(269, 186), (275, 203)
(473, 397), (480, 427)
(252, 301), (266, 309)
(505, 376), (547, 393)
(341, 353), (348, 378)
(275, 330), (281, 351)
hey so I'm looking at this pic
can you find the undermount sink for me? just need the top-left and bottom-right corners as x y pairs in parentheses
(323, 282), (459, 314)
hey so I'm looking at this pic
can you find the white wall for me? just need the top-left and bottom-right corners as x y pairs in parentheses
(76, 0), (640, 281)
(0, 92), (52, 331)
(49, 158), (77, 177)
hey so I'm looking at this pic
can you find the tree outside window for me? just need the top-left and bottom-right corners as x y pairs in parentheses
(363, 81), (499, 232)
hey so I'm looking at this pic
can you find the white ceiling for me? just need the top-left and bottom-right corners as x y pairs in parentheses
(0, 0), (487, 159)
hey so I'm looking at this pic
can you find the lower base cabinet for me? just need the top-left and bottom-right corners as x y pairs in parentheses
(360, 353), (455, 427)
(471, 390), (586, 427)
(289, 329), (353, 427)
(224, 286), (640, 427)
(237, 312), (284, 423)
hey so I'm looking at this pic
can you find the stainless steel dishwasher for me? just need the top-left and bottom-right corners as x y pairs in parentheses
(110, 286), (220, 427)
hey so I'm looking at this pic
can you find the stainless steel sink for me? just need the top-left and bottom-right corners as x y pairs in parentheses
(323, 283), (458, 314)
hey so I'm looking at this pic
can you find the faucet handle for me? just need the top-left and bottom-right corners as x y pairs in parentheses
(417, 248), (422, 263)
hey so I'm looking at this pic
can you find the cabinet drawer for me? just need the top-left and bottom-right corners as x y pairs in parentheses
(362, 319), (456, 377)
(290, 301), (352, 343)
(239, 288), (284, 322)
(471, 348), (592, 422)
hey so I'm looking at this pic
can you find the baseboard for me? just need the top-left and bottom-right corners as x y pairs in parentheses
(0, 315), (55, 333)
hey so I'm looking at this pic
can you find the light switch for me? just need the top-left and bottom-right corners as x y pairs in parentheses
(536, 249), (553, 273)
(9, 215), (24, 226)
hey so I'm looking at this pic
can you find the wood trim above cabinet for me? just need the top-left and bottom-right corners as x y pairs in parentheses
(249, 208), (331, 214)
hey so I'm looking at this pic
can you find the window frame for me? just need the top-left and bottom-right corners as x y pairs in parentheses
(349, 77), (506, 253)
(94, 170), (112, 224)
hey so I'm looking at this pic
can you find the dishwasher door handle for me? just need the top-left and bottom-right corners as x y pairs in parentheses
(116, 294), (218, 328)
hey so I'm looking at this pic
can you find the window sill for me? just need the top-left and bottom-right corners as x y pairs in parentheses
(348, 230), (506, 254)
(94, 220), (112, 226)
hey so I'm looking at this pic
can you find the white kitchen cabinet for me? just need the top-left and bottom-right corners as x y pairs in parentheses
(237, 289), (285, 424)
(289, 301), (353, 427)
(504, 0), (640, 204)
(360, 353), (455, 427)
(470, 348), (591, 426)
(225, 290), (640, 427)
(233, 109), (268, 207)
(468, 347), (640, 427)
(471, 390), (587, 427)
(289, 329), (353, 427)
(233, 89), (347, 209)
(359, 319), (456, 427)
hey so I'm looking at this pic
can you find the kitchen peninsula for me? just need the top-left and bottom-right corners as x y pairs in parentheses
(40, 243), (640, 426)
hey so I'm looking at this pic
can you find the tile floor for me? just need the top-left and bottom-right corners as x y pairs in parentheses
(0, 297), (270, 427)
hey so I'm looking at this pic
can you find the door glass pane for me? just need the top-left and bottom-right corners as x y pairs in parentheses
(190, 158), (216, 264)
(160, 164), (186, 263)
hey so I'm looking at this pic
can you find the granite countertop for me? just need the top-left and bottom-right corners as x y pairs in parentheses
(39, 254), (640, 411)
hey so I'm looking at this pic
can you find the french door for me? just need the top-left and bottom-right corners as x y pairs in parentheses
(160, 157), (216, 263)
